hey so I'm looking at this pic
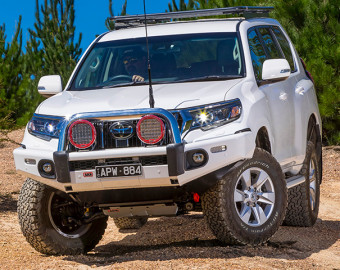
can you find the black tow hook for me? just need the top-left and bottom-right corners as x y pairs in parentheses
(67, 212), (106, 225)
(82, 212), (107, 224)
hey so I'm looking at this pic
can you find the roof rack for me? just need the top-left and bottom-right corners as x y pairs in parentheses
(110, 6), (273, 28)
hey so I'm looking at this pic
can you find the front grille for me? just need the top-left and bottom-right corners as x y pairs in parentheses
(69, 160), (97, 171)
(69, 156), (168, 171)
(140, 155), (168, 166)
(67, 118), (173, 152)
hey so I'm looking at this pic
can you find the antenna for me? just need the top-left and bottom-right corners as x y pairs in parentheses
(143, 0), (155, 108)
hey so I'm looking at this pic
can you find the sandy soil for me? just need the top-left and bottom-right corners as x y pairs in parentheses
(0, 129), (339, 269)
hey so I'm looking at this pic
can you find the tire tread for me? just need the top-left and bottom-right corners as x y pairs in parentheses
(283, 142), (320, 227)
(18, 178), (107, 255)
(202, 148), (287, 245)
(113, 217), (148, 229)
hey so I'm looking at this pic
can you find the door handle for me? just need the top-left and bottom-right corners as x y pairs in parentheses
(295, 86), (305, 95)
(279, 92), (288, 100)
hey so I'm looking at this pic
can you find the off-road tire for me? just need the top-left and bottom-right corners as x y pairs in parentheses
(17, 178), (108, 255)
(202, 148), (287, 245)
(283, 142), (320, 227)
(113, 217), (148, 229)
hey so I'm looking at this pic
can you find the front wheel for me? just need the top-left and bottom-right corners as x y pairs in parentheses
(17, 178), (108, 255)
(202, 148), (287, 245)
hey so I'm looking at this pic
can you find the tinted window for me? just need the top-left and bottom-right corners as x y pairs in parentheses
(258, 27), (281, 59)
(248, 29), (267, 80)
(272, 26), (296, 71)
(70, 33), (244, 90)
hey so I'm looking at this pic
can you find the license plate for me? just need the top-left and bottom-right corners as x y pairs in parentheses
(95, 164), (142, 178)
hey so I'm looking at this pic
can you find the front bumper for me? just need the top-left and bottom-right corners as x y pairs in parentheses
(14, 107), (255, 192)
(13, 131), (254, 192)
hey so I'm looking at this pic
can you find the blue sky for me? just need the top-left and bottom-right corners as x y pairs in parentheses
(0, 0), (175, 51)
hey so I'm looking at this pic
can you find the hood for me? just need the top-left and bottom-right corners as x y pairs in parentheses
(37, 79), (243, 117)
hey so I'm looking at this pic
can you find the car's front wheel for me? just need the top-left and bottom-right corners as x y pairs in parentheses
(17, 178), (108, 255)
(202, 148), (287, 245)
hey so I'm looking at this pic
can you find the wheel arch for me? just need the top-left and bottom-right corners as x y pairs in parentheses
(307, 114), (321, 145)
(255, 126), (272, 154)
(307, 114), (323, 183)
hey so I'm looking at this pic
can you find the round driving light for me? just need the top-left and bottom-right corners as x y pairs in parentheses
(192, 153), (205, 164)
(137, 115), (165, 144)
(42, 162), (52, 173)
(68, 119), (96, 149)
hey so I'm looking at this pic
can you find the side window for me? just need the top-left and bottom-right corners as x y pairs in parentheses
(272, 26), (296, 72)
(248, 29), (267, 80)
(258, 27), (281, 59)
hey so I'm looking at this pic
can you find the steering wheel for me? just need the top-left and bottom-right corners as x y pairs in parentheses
(107, 75), (132, 82)
(89, 56), (100, 71)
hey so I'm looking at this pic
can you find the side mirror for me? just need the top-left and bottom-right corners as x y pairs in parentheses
(38, 75), (63, 97)
(262, 59), (291, 82)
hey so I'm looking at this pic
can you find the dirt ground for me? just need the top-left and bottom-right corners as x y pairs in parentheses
(0, 130), (339, 270)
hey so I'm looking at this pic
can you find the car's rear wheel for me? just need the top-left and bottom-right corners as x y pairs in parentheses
(283, 141), (320, 227)
(113, 217), (148, 229)
(202, 148), (287, 245)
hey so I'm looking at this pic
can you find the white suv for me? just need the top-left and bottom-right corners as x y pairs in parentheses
(14, 7), (322, 255)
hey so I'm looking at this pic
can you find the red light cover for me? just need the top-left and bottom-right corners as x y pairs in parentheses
(193, 193), (200, 203)
(68, 119), (96, 149)
(137, 115), (165, 144)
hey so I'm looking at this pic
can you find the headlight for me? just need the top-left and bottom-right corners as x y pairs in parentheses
(28, 115), (64, 140)
(187, 99), (242, 131)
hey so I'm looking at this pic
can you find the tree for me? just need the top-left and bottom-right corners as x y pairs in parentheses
(0, 16), (28, 128)
(167, 0), (195, 12)
(105, 0), (127, 31)
(26, 0), (82, 86)
(272, 0), (340, 144)
(15, 0), (83, 125)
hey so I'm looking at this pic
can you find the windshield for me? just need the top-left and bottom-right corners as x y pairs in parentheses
(70, 33), (244, 90)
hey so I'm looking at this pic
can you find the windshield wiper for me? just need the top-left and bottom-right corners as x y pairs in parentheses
(100, 81), (148, 89)
(178, 75), (243, 83)
(98, 75), (242, 88)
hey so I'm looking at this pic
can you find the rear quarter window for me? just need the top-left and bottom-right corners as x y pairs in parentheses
(272, 26), (296, 72)
(258, 27), (281, 59)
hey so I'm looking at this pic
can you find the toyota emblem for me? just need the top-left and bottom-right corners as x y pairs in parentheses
(109, 122), (134, 139)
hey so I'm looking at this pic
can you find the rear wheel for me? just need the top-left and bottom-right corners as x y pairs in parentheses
(18, 178), (108, 255)
(202, 148), (287, 245)
(283, 142), (320, 226)
(113, 217), (148, 229)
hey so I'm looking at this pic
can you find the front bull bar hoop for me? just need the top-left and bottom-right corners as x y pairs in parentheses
(57, 108), (182, 151)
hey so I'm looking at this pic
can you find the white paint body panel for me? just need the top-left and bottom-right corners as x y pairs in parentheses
(36, 80), (242, 117)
